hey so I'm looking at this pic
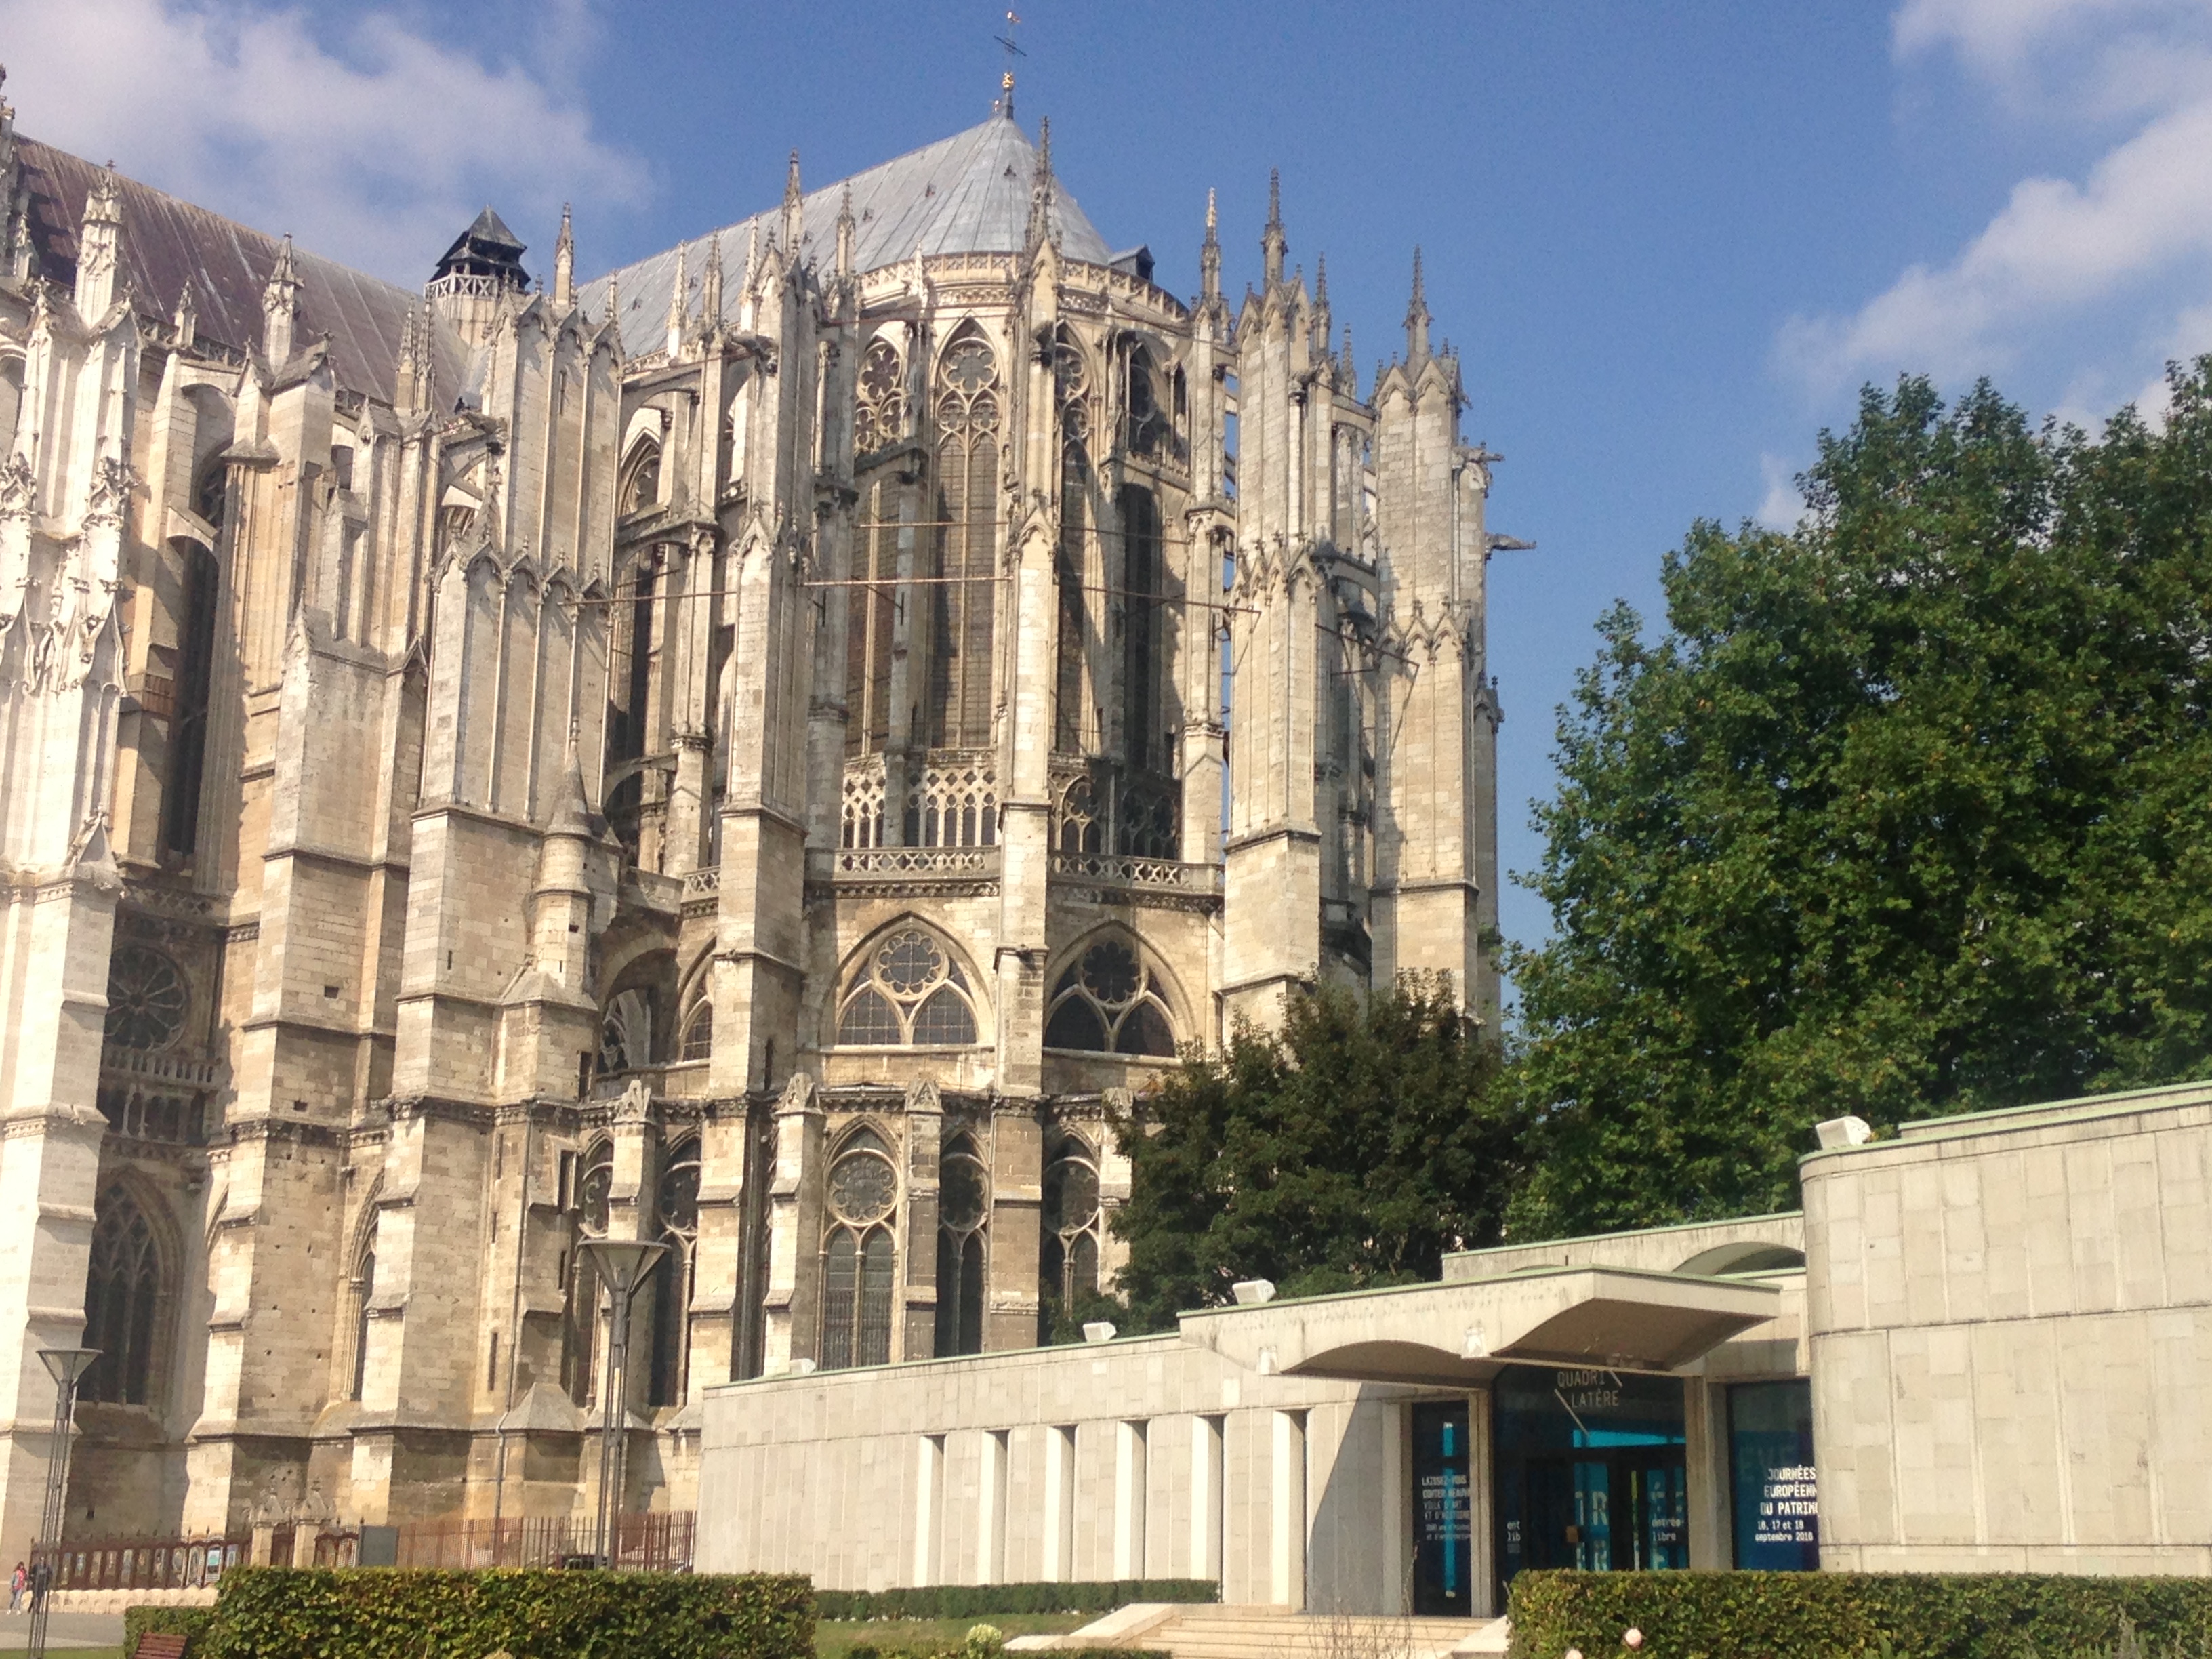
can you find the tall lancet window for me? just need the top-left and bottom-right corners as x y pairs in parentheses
(1118, 485), (1164, 773)
(821, 1128), (898, 1370)
(926, 325), (1000, 749)
(1054, 329), (1093, 754)
(163, 541), (220, 857)
(563, 1139), (614, 1405)
(934, 1133), (989, 1357)
(847, 338), (905, 757)
(649, 1135), (700, 1406)
(81, 1185), (167, 1406)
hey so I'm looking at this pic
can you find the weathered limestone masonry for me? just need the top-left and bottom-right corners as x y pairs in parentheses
(0, 69), (1509, 1542)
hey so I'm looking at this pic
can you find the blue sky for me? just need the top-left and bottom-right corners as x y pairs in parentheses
(11, 0), (2212, 980)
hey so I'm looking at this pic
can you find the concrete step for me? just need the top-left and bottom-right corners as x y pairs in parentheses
(1045, 1605), (1509, 1659)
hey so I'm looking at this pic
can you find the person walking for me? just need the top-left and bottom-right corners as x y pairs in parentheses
(8, 1561), (24, 1614)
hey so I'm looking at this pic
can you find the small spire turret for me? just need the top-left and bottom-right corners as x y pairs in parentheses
(1262, 168), (1286, 289)
(552, 204), (574, 309)
(1404, 246), (1431, 366)
(835, 184), (855, 279)
(1200, 188), (1221, 302)
(1313, 252), (1331, 350)
(781, 150), (804, 257)
(1024, 117), (1057, 255)
(665, 241), (688, 356)
(263, 231), (301, 363)
(74, 165), (125, 319)
(701, 231), (724, 334)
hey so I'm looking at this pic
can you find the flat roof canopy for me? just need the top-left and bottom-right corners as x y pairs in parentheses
(1176, 1267), (1782, 1388)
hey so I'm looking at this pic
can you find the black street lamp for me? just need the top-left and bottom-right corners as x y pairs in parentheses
(28, 1348), (99, 1659)
(575, 1239), (665, 1569)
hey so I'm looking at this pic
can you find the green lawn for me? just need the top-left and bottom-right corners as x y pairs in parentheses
(815, 1614), (1089, 1659)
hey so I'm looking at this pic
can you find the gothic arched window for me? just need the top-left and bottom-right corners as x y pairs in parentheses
(926, 325), (1000, 748)
(104, 946), (190, 1052)
(350, 1245), (377, 1401)
(1056, 328), (1094, 754)
(619, 436), (662, 516)
(935, 1134), (989, 1357)
(1118, 485), (1164, 773)
(834, 929), (981, 1047)
(679, 1000), (713, 1064)
(1044, 939), (1176, 1057)
(821, 1129), (898, 1369)
(564, 1140), (613, 1404)
(1038, 1141), (1102, 1343)
(163, 541), (221, 858)
(81, 1185), (166, 1406)
(649, 1135), (700, 1406)
(855, 337), (905, 455)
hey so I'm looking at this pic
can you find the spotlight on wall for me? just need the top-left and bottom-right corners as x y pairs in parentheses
(1231, 1279), (1275, 1305)
(1815, 1115), (1875, 1150)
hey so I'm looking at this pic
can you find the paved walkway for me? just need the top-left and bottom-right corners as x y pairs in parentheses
(0, 1610), (128, 1650)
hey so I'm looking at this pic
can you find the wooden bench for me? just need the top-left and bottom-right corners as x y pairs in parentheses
(130, 1631), (190, 1659)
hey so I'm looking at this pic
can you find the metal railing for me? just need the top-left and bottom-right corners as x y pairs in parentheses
(394, 1511), (694, 1571)
(37, 1534), (247, 1591)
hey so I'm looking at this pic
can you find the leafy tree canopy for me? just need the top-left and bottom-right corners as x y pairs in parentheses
(1107, 976), (1520, 1332)
(1510, 367), (2212, 1237)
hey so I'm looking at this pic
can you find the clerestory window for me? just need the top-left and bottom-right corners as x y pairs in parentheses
(821, 1129), (898, 1369)
(1043, 939), (1176, 1057)
(834, 929), (981, 1047)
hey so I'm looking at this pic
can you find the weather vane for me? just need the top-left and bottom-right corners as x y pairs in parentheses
(996, 9), (1025, 115)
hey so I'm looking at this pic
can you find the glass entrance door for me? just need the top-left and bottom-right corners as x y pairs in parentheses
(1493, 1369), (1689, 1583)
(1517, 1452), (1687, 1571)
(1410, 1401), (1472, 1615)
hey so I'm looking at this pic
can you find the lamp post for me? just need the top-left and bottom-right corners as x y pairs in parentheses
(28, 1348), (99, 1659)
(575, 1239), (665, 1570)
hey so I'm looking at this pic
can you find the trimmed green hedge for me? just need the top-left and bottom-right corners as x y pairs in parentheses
(123, 1605), (218, 1657)
(190, 1566), (813, 1659)
(1507, 1571), (2212, 1659)
(817, 1582), (1215, 1621)
(845, 1650), (1167, 1659)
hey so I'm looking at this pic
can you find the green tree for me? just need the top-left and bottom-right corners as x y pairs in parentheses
(1511, 368), (2212, 1237)
(1107, 975), (1521, 1332)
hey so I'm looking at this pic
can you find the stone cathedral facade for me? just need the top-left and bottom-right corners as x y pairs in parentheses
(0, 66), (1504, 1548)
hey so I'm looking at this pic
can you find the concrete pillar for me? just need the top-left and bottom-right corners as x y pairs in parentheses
(1271, 1409), (1306, 1609)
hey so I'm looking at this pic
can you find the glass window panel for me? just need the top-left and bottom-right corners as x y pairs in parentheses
(940, 1153), (988, 1231)
(1043, 1160), (1100, 1234)
(858, 1229), (896, 1366)
(1114, 998), (1176, 1057)
(911, 987), (977, 1046)
(837, 988), (901, 1045)
(959, 1232), (985, 1355)
(829, 1153), (897, 1226)
(821, 1227), (859, 1370)
(1044, 996), (1108, 1052)
(1079, 943), (1142, 1006)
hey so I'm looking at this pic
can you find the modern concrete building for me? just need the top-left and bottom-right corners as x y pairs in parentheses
(697, 1080), (2212, 1605)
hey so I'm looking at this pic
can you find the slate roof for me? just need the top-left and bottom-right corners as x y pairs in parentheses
(577, 114), (1113, 359)
(13, 138), (467, 408)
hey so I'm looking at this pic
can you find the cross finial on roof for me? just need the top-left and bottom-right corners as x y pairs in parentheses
(994, 10), (1025, 116)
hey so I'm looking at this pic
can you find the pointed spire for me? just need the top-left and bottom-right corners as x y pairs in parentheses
(1025, 116), (1057, 256)
(835, 184), (855, 279)
(263, 232), (301, 363)
(1404, 246), (1432, 365)
(552, 204), (575, 310)
(395, 304), (419, 417)
(781, 150), (804, 258)
(171, 283), (196, 350)
(1261, 168), (1286, 289)
(602, 270), (621, 336)
(74, 165), (125, 319)
(665, 241), (688, 356)
(1339, 323), (1355, 394)
(1313, 253), (1332, 362)
(1200, 187), (1221, 302)
(701, 231), (724, 333)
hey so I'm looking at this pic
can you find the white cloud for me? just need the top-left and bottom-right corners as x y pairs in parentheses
(0, 0), (647, 283)
(1755, 454), (1804, 532)
(1780, 1), (2212, 417)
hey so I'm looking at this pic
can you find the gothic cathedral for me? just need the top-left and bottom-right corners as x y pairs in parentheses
(0, 68), (1504, 1545)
